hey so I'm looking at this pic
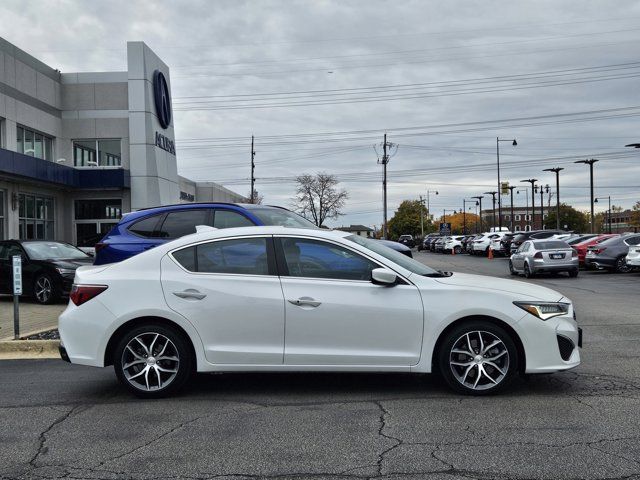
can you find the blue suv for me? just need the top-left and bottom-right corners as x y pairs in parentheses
(94, 203), (316, 265)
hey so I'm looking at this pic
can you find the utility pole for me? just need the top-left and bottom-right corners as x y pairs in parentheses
(496, 137), (517, 229)
(521, 179), (537, 230)
(575, 159), (599, 233)
(419, 195), (425, 237)
(472, 196), (484, 232)
(250, 135), (256, 203)
(484, 191), (498, 230)
(544, 167), (563, 230)
(378, 134), (396, 239)
(507, 186), (517, 232)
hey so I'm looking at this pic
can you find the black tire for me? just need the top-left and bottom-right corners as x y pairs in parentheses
(509, 261), (518, 275)
(437, 320), (519, 395)
(568, 269), (579, 278)
(524, 262), (534, 278)
(33, 273), (56, 305)
(113, 323), (193, 399)
(614, 256), (632, 273)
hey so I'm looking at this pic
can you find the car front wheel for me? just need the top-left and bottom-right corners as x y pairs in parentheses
(438, 321), (518, 395)
(33, 274), (56, 304)
(114, 323), (193, 398)
(615, 256), (632, 273)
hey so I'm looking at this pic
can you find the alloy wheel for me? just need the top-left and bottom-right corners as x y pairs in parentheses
(35, 276), (52, 304)
(449, 330), (510, 391)
(615, 256), (631, 273)
(121, 332), (180, 392)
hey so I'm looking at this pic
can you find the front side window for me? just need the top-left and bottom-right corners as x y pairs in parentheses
(157, 209), (211, 239)
(248, 208), (316, 229)
(73, 139), (121, 167)
(280, 237), (378, 281)
(213, 210), (254, 228)
(172, 238), (270, 276)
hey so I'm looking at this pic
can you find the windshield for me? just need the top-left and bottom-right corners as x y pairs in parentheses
(534, 241), (570, 250)
(345, 235), (439, 275)
(23, 242), (90, 260)
(249, 208), (317, 229)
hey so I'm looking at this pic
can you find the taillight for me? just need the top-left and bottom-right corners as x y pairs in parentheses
(94, 242), (108, 252)
(534, 252), (543, 259)
(70, 285), (108, 306)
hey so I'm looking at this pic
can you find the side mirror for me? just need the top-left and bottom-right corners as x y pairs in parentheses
(371, 268), (397, 286)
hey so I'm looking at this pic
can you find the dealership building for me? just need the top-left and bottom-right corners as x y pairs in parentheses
(0, 37), (245, 246)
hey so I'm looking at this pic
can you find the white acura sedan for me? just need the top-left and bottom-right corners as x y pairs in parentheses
(59, 226), (581, 398)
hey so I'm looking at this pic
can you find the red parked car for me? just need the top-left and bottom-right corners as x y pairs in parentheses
(572, 234), (620, 266)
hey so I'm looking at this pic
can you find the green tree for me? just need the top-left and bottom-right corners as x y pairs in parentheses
(387, 200), (432, 239)
(544, 203), (589, 232)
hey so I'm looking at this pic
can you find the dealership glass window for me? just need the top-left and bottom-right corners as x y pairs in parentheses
(74, 199), (122, 247)
(18, 193), (55, 240)
(73, 139), (121, 167)
(17, 126), (52, 160)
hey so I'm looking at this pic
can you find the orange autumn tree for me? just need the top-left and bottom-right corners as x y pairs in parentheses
(437, 211), (480, 234)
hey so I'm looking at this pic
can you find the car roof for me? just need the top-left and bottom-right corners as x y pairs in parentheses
(120, 203), (289, 223)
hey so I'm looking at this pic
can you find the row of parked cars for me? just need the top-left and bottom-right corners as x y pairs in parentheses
(417, 230), (640, 277)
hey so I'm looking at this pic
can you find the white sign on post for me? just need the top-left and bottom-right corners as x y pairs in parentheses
(12, 255), (22, 295)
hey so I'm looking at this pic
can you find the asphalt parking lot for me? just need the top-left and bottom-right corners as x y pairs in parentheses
(1, 252), (639, 480)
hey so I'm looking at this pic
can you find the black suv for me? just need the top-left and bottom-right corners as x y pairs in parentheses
(509, 230), (567, 254)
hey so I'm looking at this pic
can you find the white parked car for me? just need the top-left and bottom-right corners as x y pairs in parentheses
(472, 232), (510, 256)
(59, 226), (581, 398)
(626, 245), (640, 267)
(443, 235), (465, 254)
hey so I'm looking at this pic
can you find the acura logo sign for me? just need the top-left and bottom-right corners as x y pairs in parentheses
(153, 70), (172, 129)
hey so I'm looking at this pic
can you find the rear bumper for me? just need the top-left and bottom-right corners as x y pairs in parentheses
(531, 261), (578, 273)
(584, 256), (615, 269)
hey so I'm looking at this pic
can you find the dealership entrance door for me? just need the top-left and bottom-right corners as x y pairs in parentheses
(74, 199), (122, 247)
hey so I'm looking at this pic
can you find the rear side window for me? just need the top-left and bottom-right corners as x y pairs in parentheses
(172, 238), (270, 275)
(213, 210), (254, 228)
(625, 236), (640, 246)
(158, 209), (211, 239)
(128, 214), (163, 237)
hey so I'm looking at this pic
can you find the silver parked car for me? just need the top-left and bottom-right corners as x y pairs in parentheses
(509, 239), (579, 278)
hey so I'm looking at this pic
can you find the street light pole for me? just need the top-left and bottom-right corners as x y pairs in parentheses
(543, 167), (564, 230)
(472, 196), (484, 232)
(521, 179), (537, 230)
(484, 191), (498, 230)
(496, 138), (517, 229)
(575, 159), (599, 233)
(595, 196), (612, 233)
(507, 186), (517, 231)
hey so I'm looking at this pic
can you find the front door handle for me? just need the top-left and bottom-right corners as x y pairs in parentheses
(173, 289), (206, 300)
(288, 297), (321, 308)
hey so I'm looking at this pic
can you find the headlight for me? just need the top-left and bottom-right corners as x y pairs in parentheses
(513, 301), (570, 320)
(55, 267), (76, 277)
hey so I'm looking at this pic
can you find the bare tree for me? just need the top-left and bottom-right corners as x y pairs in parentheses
(247, 188), (264, 204)
(294, 172), (348, 227)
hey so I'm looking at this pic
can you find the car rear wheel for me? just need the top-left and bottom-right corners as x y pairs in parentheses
(615, 256), (632, 273)
(508, 261), (518, 275)
(33, 274), (56, 305)
(114, 323), (193, 398)
(524, 262), (534, 278)
(568, 269), (579, 278)
(438, 321), (518, 395)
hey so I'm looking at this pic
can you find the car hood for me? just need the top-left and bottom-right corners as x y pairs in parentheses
(46, 258), (94, 269)
(433, 272), (564, 301)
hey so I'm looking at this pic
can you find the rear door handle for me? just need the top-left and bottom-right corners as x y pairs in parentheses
(288, 297), (321, 308)
(173, 289), (206, 300)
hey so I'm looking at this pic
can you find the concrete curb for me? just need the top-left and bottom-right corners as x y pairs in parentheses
(0, 340), (60, 360)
